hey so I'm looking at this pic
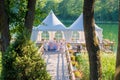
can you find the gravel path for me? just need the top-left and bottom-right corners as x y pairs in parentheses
(43, 51), (70, 80)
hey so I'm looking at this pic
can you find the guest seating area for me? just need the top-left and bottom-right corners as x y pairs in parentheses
(43, 40), (66, 52)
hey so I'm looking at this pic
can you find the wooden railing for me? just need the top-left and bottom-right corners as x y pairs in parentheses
(66, 46), (76, 80)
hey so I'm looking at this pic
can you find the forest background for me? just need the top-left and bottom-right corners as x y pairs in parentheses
(34, 0), (118, 26)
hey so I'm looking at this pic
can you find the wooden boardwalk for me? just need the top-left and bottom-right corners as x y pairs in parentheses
(43, 51), (70, 80)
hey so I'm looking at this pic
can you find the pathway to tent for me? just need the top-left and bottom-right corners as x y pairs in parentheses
(42, 51), (70, 80)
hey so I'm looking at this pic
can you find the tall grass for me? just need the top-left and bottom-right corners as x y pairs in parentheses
(101, 53), (116, 80)
(75, 52), (116, 80)
(75, 54), (89, 80)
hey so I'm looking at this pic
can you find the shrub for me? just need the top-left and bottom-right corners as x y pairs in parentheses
(71, 61), (78, 67)
(67, 43), (71, 49)
(69, 49), (74, 54)
(74, 70), (82, 78)
(71, 55), (75, 61)
(2, 30), (51, 80)
(101, 53), (115, 80)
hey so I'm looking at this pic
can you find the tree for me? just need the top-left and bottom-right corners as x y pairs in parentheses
(9, 0), (46, 33)
(83, 0), (102, 80)
(0, 0), (10, 53)
(24, 0), (36, 38)
(1, 0), (51, 79)
(58, 0), (69, 18)
(94, 0), (118, 21)
(2, 30), (51, 80)
(34, 0), (46, 26)
(0, 0), (37, 52)
(115, 0), (120, 80)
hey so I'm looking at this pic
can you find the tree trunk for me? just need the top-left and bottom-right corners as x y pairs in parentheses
(83, 0), (102, 80)
(24, 0), (36, 38)
(0, 0), (10, 52)
(115, 0), (120, 80)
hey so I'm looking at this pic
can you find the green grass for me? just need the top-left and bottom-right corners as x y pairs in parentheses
(75, 53), (116, 80)
(101, 53), (115, 80)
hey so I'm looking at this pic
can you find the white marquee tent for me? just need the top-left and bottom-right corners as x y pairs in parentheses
(31, 11), (103, 44)
(67, 13), (103, 43)
(31, 10), (67, 42)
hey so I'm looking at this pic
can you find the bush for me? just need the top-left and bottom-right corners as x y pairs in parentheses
(71, 61), (78, 67)
(69, 49), (74, 54)
(101, 53), (115, 80)
(74, 70), (82, 78)
(2, 30), (51, 80)
(71, 55), (75, 61)
(67, 43), (71, 49)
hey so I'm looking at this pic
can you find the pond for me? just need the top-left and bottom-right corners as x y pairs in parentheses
(97, 23), (118, 52)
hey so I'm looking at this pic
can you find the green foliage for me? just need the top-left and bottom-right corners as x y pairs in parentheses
(75, 54), (89, 80)
(75, 53), (115, 80)
(71, 55), (75, 61)
(101, 53), (115, 80)
(74, 70), (82, 78)
(39, 0), (118, 28)
(43, 0), (118, 22)
(71, 61), (78, 67)
(2, 30), (51, 80)
(9, 0), (27, 34)
(9, 0), (118, 33)
(34, 0), (47, 26)
(9, 0), (47, 33)
(95, 0), (118, 21)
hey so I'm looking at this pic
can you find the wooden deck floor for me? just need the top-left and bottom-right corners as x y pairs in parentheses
(42, 51), (70, 80)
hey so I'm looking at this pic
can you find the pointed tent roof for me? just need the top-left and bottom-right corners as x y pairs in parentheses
(69, 13), (102, 31)
(35, 10), (67, 31)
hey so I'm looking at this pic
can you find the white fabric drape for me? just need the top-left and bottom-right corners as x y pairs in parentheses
(63, 30), (73, 43)
(79, 31), (85, 43)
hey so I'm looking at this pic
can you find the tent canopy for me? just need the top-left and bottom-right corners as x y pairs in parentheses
(31, 12), (103, 43)
(67, 13), (103, 43)
(68, 13), (102, 31)
(34, 10), (67, 31)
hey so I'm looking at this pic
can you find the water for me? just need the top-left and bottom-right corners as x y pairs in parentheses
(97, 23), (118, 52)
(63, 20), (118, 52)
